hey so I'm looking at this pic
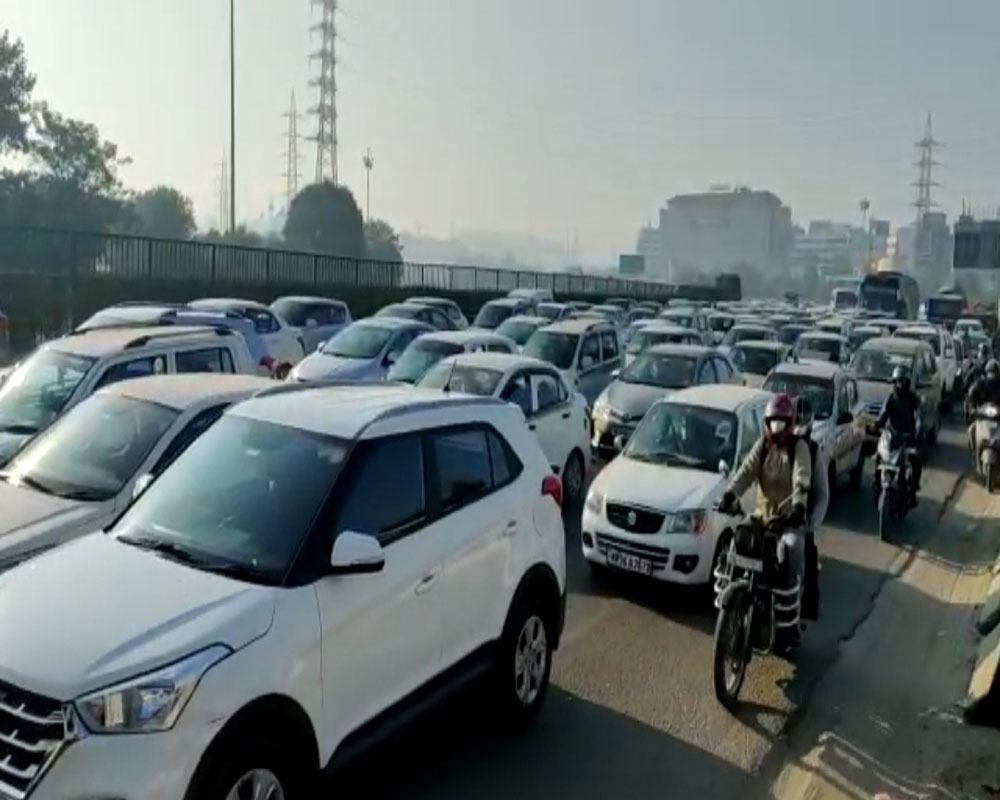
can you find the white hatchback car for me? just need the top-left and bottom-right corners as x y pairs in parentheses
(582, 385), (772, 585)
(418, 351), (592, 502)
(894, 324), (959, 406)
(0, 385), (566, 800)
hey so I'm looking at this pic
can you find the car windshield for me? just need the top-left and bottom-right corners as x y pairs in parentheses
(619, 352), (696, 389)
(895, 331), (939, 355)
(833, 291), (858, 310)
(376, 304), (419, 321)
(3, 394), (178, 501)
(723, 327), (772, 346)
(660, 312), (693, 327)
(763, 374), (835, 420)
(779, 326), (806, 345)
(387, 340), (463, 383)
(523, 330), (578, 370)
(321, 323), (393, 358)
(495, 318), (542, 345)
(473, 303), (515, 329)
(851, 349), (916, 383)
(112, 415), (349, 584)
(709, 316), (734, 333)
(625, 403), (737, 472)
(626, 329), (693, 354)
(795, 336), (842, 362)
(418, 362), (505, 396)
(0, 349), (96, 433)
(536, 303), (564, 321)
(731, 346), (780, 376)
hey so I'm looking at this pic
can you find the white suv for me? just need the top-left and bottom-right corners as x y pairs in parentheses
(0, 384), (566, 800)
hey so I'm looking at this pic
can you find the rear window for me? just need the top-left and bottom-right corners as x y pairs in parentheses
(730, 346), (780, 376)
(895, 330), (939, 355)
(418, 363), (505, 396)
(522, 330), (578, 369)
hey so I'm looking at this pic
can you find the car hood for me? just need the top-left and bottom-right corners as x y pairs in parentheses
(856, 379), (892, 409)
(293, 352), (377, 381)
(593, 456), (723, 512)
(600, 381), (677, 421)
(0, 431), (32, 466)
(0, 481), (109, 566)
(0, 533), (276, 700)
(743, 373), (765, 389)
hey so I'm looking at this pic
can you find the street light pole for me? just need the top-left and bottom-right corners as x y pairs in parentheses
(229, 0), (236, 233)
(363, 148), (374, 222)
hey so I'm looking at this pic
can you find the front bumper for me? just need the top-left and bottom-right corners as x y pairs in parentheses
(590, 414), (638, 452)
(581, 507), (715, 585)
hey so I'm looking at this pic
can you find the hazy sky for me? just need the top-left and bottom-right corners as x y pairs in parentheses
(4, 0), (1000, 259)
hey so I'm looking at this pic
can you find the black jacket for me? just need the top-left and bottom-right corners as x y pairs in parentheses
(967, 377), (1000, 408)
(876, 388), (921, 436)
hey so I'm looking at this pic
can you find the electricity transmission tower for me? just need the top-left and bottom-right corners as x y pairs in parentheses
(363, 147), (374, 221)
(283, 90), (303, 208)
(914, 114), (942, 222)
(309, 0), (338, 185)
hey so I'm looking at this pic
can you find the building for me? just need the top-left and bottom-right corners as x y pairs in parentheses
(635, 224), (666, 278)
(618, 254), (645, 275)
(656, 186), (794, 276)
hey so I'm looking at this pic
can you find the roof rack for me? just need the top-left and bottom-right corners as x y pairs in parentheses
(110, 300), (186, 309)
(124, 326), (234, 350)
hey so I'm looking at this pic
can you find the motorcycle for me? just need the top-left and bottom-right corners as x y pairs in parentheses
(712, 500), (801, 710)
(872, 426), (915, 541)
(971, 403), (1000, 492)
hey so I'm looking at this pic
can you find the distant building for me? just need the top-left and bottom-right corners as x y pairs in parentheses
(635, 224), (666, 277)
(789, 220), (865, 280)
(657, 187), (794, 275)
(869, 219), (890, 262)
(618, 254), (645, 275)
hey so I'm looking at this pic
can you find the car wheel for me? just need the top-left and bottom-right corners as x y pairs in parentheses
(562, 450), (585, 505)
(274, 363), (292, 380)
(495, 594), (553, 726)
(186, 734), (307, 800)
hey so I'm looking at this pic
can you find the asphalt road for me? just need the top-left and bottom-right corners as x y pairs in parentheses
(334, 422), (971, 799)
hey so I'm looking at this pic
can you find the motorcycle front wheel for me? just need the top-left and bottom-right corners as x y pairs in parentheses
(988, 463), (996, 494)
(878, 485), (892, 541)
(713, 587), (752, 711)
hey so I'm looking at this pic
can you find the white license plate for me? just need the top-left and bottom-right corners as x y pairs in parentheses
(731, 553), (764, 573)
(606, 547), (653, 575)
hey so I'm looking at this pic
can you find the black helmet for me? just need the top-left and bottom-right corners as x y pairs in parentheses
(891, 365), (910, 391)
(979, 343), (991, 361)
(987, 359), (1000, 381)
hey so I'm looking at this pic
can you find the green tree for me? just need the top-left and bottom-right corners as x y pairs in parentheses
(364, 218), (403, 262)
(283, 181), (365, 257)
(0, 30), (35, 152)
(200, 226), (265, 247)
(131, 186), (196, 239)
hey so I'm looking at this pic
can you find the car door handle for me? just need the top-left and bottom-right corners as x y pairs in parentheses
(502, 520), (518, 538)
(561, 411), (570, 419)
(528, 423), (537, 430)
(414, 569), (440, 595)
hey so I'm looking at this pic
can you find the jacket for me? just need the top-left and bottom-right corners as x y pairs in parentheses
(727, 435), (812, 520)
(875, 389), (921, 437)
(967, 377), (1000, 408)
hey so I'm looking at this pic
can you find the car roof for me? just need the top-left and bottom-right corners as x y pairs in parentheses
(274, 295), (346, 307)
(645, 343), (714, 357)
(500, 314), (549, 326)
(663, 384), (772, 412)
(438, 351), (559, 373)
(858, 336), (926, 354)
(485, 297), (527, 308)
(234, 383), (506, 439)
(589, 304), (621, 313)
(896, 325), (939, 336)
(101, 373), (275, 409)
(543, 317), (613, 334)
(731, 322), (775, 331)
(537, 301), (570, 309)
(798, 331), (846, 342)
(731, 340), (788, 351)
(189, 298), (267, 311)
(415, 329), (512, 345)
(354, 316), (432, 332)
(637, 321), (693, 333)
(50, 326), (230, 358)
(407, 296), (457, 306)
(770, 359), (840, 379)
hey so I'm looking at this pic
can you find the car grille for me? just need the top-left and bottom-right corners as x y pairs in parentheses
(0, 681), (67, 799)
(605, 503), (665, 534)
(595, 534), (671, 568)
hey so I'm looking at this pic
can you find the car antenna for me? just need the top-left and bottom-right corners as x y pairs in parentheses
(442, 357), (457, 394)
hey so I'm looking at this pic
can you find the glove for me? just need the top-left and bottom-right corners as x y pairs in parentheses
(787, 502), (806, 528)
(719, 490), (739, 515)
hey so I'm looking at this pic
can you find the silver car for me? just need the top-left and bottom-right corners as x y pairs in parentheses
(270, 296), (352, 352)
(0, 373), (272, 572)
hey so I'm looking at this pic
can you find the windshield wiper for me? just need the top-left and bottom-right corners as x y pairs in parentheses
(0, 423), (38, 435)
(9, 474), (58, 496)
(116, 534), (204, 564)
(116, 534), (271, 582)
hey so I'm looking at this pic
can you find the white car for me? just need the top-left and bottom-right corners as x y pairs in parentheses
(0, 384), (566, 799)
(582, 385), (772, 585)
(189, 297), (307, 378)
(387, 329), (517, 383)
(894, 324), (958, 406)
(418, 351), (592, 502)
(0, 373), (273, 571)
(955, 318), (984, 339)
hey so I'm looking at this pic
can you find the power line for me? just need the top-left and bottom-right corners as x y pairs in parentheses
(282, 90), (303, 208)
(309, 0), (339, 185)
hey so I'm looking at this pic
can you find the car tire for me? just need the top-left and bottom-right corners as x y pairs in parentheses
(562, 450), (586, 505)
(186, 732), (309, 800)
(275, 363), (292, 380)
(494, 592), (553, 727)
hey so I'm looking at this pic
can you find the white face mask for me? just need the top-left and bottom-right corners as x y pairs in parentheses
(767, 419), (788, 436)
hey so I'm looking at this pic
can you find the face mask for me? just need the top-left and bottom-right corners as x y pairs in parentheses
(767, 419), (787, 436)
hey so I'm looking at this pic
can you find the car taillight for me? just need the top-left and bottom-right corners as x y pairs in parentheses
(260, 355), (276, 372)
(542, 474), (562, 508)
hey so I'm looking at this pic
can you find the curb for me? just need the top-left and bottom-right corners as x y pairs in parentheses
(964, 553), (1000, 723)
(976, 554), (1000, 636)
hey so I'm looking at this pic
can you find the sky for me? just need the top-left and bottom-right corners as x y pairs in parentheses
(3, 0), (1000, 261)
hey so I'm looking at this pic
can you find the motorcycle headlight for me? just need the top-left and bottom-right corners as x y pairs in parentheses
(985, 405), (999, 420)
(76, 645), (231, 734)
(664, 509), (707, 535)
(584, 489), (605, 515)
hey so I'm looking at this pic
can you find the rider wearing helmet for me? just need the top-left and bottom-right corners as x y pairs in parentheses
(966, 358), (1000, 451)
(874, 365), (922, 506)
(720, 393), (812, 622)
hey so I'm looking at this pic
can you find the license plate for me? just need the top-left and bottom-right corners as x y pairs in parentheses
(606, 547), (653, 575)
(731, 553), (764, 572)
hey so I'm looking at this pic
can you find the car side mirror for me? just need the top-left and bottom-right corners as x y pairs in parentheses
(132, 473), (154, 501)
(316, 340), (326, 352)
(330, 531), (385, 575)
(718, 460), (730, 476)
(837, 411), (854, 425)
(611, 368), (620, 379)
(384, 350), (401, 367)
(613, 433), (628, 452)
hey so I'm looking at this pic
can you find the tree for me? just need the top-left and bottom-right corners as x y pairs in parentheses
(364, 218), (403, 262)
(200, 226), (265, 247)
(0, 31), (35, 152)
(283, 181), (365, 257)
(131, 186), (196, 239)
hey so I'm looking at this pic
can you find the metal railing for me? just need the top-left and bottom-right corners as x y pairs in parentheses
(0, 225), (680, 299)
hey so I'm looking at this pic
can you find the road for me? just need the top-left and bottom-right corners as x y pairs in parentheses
(334, 423), (971, 799)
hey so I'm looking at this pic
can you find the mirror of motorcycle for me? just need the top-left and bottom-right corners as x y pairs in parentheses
(613, 433), (628, 452)
(717, 459), (730, 476)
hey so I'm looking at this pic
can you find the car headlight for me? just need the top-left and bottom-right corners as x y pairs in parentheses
(592, 399), (610, 419)
(664, 509), (707, 535)
(986, 405), (1000, 420)
(584, 489), (605, 515)
(76, 645), (231, 734)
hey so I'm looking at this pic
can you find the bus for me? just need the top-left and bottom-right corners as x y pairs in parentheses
(858, 270), (920, 320)
(925, 292), (965, 330)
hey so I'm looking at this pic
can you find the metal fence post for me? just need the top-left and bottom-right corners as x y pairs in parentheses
(265, 249), (271, 284)
(313, 254), (319, 286)
(147, 238), (154, 279)
(66, 232), (78, 330)
(210, 243), (217, 286)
